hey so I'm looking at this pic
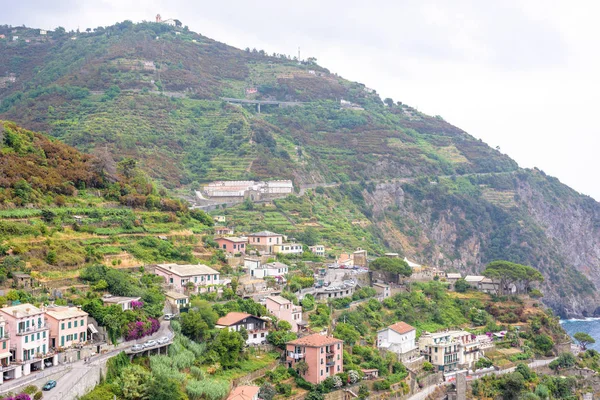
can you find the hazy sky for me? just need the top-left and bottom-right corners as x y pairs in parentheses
(5, 1), (600, 200)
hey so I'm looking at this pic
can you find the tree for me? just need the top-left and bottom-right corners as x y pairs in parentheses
(211, 329), (245, 369)
(306, 392), (324, 400)
(483, 261), (543, 295)
(117, 364), (150, 400)
(295, 360), (309, 375)
(278, 320), (292, 331)
(573, 332), (595, 350)
(333, 323), (360, 346)
(146, 377), (185, 400)
(454, 278), (470, 293)
(384, 98), (394, 107)
(180, 311), (210, 342)
(549, 352), (576, 372)
(369, 257), (412, 277)
(259, 383), (276, 400)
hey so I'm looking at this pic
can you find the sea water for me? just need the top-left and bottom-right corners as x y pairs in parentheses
(560, 318), (600, 350)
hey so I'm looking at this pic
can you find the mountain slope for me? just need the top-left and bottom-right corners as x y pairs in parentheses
(1, 22), (600, 316)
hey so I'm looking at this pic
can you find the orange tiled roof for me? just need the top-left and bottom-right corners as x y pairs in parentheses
(388, 321), (415, 335)
(216, 312), (252, 326)
(227, 385), (260, 400)
(287, 333), (343, 347)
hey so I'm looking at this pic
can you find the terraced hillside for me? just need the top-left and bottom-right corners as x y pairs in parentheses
(1, 22), (600, 317)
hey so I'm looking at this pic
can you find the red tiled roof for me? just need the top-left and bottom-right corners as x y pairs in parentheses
(216, 312), (252, 326)
(388, 321), (415, 335)
(227, 385), (260, 400)
(287, 333), (343, 347)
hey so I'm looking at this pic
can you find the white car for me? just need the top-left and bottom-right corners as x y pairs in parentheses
(157, 336), (169, 344)
(144, 340), (157, 348)
(131, 344), (144, 351)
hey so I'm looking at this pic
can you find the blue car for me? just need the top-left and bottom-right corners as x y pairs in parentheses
(42, 380), (57, 391)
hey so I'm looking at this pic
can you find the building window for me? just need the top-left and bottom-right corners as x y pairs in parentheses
(42, 344), (46, 354)
(169, 278), (173, 284)
(338, 365), (340, 371)
(320, 370), (323, 376)
(25, 336), (28, 344)
(253, 334), (257, 339)
(68, 322), (72, 329)
(43, 331), (46, 338)
(37, 332), (40, 340)
(74, 333), (77, 339)
(31, 334), (34, 342)
(2, 342), (5, 350)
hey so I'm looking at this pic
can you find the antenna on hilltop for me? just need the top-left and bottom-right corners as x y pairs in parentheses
(298, 47), (301, 65)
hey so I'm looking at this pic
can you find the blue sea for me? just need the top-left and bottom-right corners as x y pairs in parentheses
(560, 318), (600, 350)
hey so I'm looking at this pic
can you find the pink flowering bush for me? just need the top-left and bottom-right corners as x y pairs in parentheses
(3, 394), (31, 400)
(130, 300), (144, 309)
(125, 317), (160, 341)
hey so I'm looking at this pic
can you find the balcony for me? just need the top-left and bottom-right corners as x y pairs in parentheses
(326, 361), (335, 367)
(288, 352), (304, 360)
(0, 333), (9, 342)
(16, 324), (49, 336)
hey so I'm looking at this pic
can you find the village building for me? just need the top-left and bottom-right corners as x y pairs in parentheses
(102, 296), (142, 311)
(243, 257), (261, 271)
(249, 262), (288, 279)
(273, 243), (303, 256)
(286, 333), (343, 384)
(154, 263), (220, 293)
(215, 237), (248, 254)
(337, 254), (353, 267)
(419, 330), (482, 371)
(446, 273), (462, 285)
(373, 282), (391, 299)
(214, 215), (227, 223)
(45, 306), (88, 349)
(464, 275), (485, 289)
(361, 369), (379, 380)
(353, 249), (368, 267)
(200, 181), (293, 203)
(226, 385), (260, 400)
(248, 231), (283, 253)
(265, 296), (306, 333)
(384, 253), (400, 258)
(215, 227), (234, 236)
(12, 273), (34, 289)
(216, 312), (269, 345)
(313, 285), (355, 301)
(0, 315), (18, 383)
(0, 304), (51, 376)
(377, 321), (418, 362)
(308, 245), (325, 257)
(165, 291), (189, 311)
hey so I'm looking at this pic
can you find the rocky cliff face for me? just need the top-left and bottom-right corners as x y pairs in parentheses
(362, 172), (600, 318)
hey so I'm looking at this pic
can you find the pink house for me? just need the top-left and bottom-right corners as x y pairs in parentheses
(154, 263), (220, 293)
(215, 237), (248, 254)
(0, 304), (51, 376)
(0, 315), (18, 383)
(286, 334), (343, 384)
(45, 306), (88, 349)
(248, 231), (283, 253)
(265, 296), (305, 333)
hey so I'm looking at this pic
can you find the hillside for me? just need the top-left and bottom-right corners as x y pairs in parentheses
(1, 22), (600, 317)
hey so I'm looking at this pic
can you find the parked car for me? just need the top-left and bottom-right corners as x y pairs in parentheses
(43, 380), (57, 391)
(164, 314), (174, 320)
(157, 336), (169, 344)
(144, 340), (157, 348)
(131, 344), (144, 351)
(44, 360), (53, 368)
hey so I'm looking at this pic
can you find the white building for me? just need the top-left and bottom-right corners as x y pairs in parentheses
(377, 321), (418, 362)
(154, 263), (220, 293)
(419, 330), (483, 371)
(308, 245), (325, 257)
(273, 243), (303, 255)
(249, 262), (288, 279)
(373, 283), (391, 299)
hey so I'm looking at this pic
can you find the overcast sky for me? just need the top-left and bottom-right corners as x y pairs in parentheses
(5, 0), (600, 200)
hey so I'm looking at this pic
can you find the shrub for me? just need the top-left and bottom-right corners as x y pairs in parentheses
(33, 393), (42, 400)
(23, 387), (37, 395)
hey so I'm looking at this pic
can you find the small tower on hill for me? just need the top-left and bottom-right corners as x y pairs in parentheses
(156, 14), (162, 23)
